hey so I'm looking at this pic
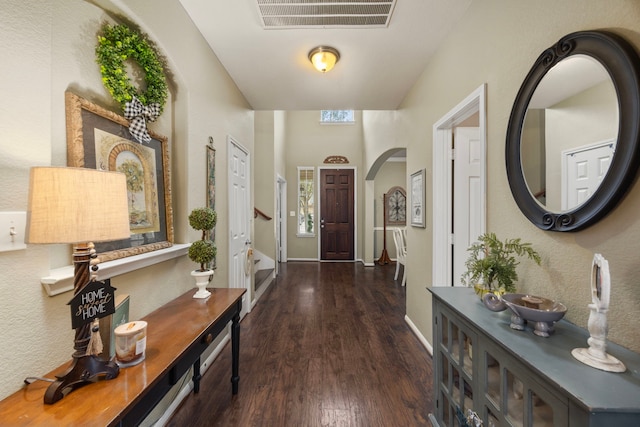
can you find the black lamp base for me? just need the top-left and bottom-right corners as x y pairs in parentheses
(44, 354), (119, 404)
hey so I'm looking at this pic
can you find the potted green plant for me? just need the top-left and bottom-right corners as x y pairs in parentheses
(461, 232), (541, 297)
(188, 207), (217, 299)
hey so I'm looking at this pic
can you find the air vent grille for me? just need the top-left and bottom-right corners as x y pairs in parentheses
(256, 0), (396, 28)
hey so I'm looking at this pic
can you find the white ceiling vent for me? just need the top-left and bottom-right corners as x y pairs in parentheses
(256, 0), (397, 29)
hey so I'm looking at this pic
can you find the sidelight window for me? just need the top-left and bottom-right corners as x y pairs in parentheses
(298, 167), (315, 236)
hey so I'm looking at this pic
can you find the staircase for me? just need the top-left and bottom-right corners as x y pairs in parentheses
(252, 250), (275, 301)
(254, 261), (274, 293)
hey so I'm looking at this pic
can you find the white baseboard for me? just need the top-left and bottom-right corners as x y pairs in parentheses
(404, 314), (433, 356)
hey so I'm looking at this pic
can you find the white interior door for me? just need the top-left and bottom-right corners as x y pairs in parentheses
(562, 140), (614, 210)
(452, 127), (482, 286)
(432, 84), (486, 288)
(228, 137), (251, 318)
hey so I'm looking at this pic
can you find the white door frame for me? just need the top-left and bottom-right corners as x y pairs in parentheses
(227, 135), (252, 317)
(432, 84), (487, 287)
(276, 174), (287, 269)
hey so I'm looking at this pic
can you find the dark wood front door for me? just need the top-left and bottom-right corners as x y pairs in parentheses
(320, 168), (354, 260)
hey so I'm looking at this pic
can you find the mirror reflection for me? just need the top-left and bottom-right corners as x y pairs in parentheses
(521, 55), (618, 213)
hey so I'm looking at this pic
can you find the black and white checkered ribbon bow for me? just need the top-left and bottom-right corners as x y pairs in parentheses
(123, 96), (161, 143)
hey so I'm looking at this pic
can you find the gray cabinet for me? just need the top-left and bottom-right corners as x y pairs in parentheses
(429, 287), (640, 427)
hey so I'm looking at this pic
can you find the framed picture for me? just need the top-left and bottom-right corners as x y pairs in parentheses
(65, 91), (174, 262)
(410, 169), (426, 228)
(206, 138), (217, 270)
(385, 186), (406, 225)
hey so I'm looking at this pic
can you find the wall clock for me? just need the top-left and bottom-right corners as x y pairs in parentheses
(386, 186), (406, 225)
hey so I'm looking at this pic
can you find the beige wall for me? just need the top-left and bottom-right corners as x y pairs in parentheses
(361, 111), (407, 265)
(0, 0), (253, 400)
(544, 80), (618, 211)
(254, 111), (277, 261)
(398, 0), (640, 352)
(3, 0), (640, 405)
(284, 111), (365, 260)
(521, 109), (546, 201)
(274, 111), (287, 181)
(374, 161), (407, 259)
(362, 110), (403, 172)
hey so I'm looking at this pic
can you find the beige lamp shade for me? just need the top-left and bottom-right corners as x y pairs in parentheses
(26, 167), (131, 244)
(308, 46), (340, 73)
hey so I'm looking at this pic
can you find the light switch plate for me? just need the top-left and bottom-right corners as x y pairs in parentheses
(0, 211), (27, 252)
(290, 211), (295, 217)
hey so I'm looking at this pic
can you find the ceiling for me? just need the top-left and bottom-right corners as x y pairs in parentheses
(528, 55), (611, 109)
(178, 0), (472, 111)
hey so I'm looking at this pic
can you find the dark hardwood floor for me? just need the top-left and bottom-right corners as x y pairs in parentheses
(167, 261), (434, 426)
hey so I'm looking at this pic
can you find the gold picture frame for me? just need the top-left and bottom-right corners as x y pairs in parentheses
(206, 138), (217, 270)
(410, 169), (426, 228)
(65, 91), (174, 262)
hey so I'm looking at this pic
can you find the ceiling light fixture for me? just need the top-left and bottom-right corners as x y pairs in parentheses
(308, 46), (340, 73)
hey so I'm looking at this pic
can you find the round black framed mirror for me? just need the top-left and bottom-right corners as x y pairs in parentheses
(506, 30), (640, 231)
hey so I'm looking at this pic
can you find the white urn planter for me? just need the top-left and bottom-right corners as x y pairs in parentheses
(191, 269), (213, 299)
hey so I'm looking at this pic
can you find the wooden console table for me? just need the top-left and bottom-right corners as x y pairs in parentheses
(0, 287), (245, 426)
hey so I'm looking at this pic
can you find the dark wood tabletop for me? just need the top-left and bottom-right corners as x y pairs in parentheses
(0, 287), (245, 426)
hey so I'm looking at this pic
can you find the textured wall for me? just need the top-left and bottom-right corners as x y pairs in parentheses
(374, 161), (407, 259)
(284, 110), (365, 260)
(401, 0), (640, 353)
(0, 0), (252, 400)
(254, 111), (277, 261)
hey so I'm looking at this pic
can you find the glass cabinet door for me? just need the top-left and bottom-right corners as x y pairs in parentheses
(435, 310), (477, 426)
(478, 342), (568, 427)
(430, 288), (640, 427)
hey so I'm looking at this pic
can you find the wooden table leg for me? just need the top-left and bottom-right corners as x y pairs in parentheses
(231, 310), (240, 394)
(193, 357), (202, 393)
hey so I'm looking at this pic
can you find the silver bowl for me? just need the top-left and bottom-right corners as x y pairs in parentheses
(483, 293), (567, 337)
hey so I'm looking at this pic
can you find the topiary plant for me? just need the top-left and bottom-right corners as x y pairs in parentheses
(188, 207), (217, 272)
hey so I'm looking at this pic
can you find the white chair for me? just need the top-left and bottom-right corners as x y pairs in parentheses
(393, 228), (407, 286)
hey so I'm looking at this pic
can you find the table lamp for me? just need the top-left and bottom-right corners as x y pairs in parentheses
(26, 166), (131, 403)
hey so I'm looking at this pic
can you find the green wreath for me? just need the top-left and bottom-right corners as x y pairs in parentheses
(96, 24), (168, 113)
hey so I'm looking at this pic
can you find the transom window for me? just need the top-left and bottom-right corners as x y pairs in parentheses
(320, 110), (354, 123)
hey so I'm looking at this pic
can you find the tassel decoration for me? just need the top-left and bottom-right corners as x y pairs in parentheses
(86, 318), (103, 356)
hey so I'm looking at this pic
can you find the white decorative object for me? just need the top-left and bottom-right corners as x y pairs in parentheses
(191, 269), (213, 299)
(571, 254), (626, 372)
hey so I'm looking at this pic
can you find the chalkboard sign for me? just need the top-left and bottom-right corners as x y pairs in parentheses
(67, 279), (117, 329)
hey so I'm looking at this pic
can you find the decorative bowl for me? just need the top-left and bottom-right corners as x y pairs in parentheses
(473, 284), (504, 299)
(483, 293), (567, 337)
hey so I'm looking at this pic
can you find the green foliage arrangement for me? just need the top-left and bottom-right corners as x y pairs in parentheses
(188, 207), (217, 272)
(461, 232), (541, 293)
(95, 23), (168, 112)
